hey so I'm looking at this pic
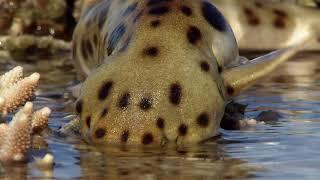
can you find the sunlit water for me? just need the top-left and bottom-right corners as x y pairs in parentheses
(0, 52), (319, 179)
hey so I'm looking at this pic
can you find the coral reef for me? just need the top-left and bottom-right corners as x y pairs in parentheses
(0, 66), (39, 115)
(0, 66), (51, 163)
(34, 153), (54, 171)
(31, 107), (51, 134)
(0, 35), (71, 62)
(0, 0), (68, 38)
(0, 102), (33, 162)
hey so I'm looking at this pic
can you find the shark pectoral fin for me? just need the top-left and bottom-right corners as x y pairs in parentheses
(222, 46), (301, 98)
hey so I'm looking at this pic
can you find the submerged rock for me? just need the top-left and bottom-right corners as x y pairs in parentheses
(255, 110), (282, 123)
(220, 102), (281, 130)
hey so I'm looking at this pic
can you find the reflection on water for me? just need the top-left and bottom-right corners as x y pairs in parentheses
(76, 143), (256, 179)
(0, 52), (320, 179)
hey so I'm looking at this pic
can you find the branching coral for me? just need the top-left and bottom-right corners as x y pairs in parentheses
(0, 67), (51, 163)
(0, 102), (33, 162)
(0, 66), (40, 115)
(32, 107), (51, 134)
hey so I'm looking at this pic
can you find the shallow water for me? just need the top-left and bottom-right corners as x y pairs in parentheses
(0, 52), (320, 179)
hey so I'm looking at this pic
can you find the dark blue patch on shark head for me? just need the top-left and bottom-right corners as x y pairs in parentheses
(201, 1), (227, 32)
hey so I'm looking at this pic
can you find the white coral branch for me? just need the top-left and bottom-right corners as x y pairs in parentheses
(0, 66), (23, 88)
(0, 123), (8, 146)
(0, 102), (33, 162)
(32, 107), (51, 134)
(0, 97), (5, 115)
(0, 67), (51, 163)
(34, 153), (54, 170)
(0, 67), (40, 115)
(0, 104), (52, 163)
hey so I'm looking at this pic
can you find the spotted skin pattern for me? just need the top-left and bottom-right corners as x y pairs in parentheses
(212, 0), (320, 50)
(72, 0), (302, 146)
